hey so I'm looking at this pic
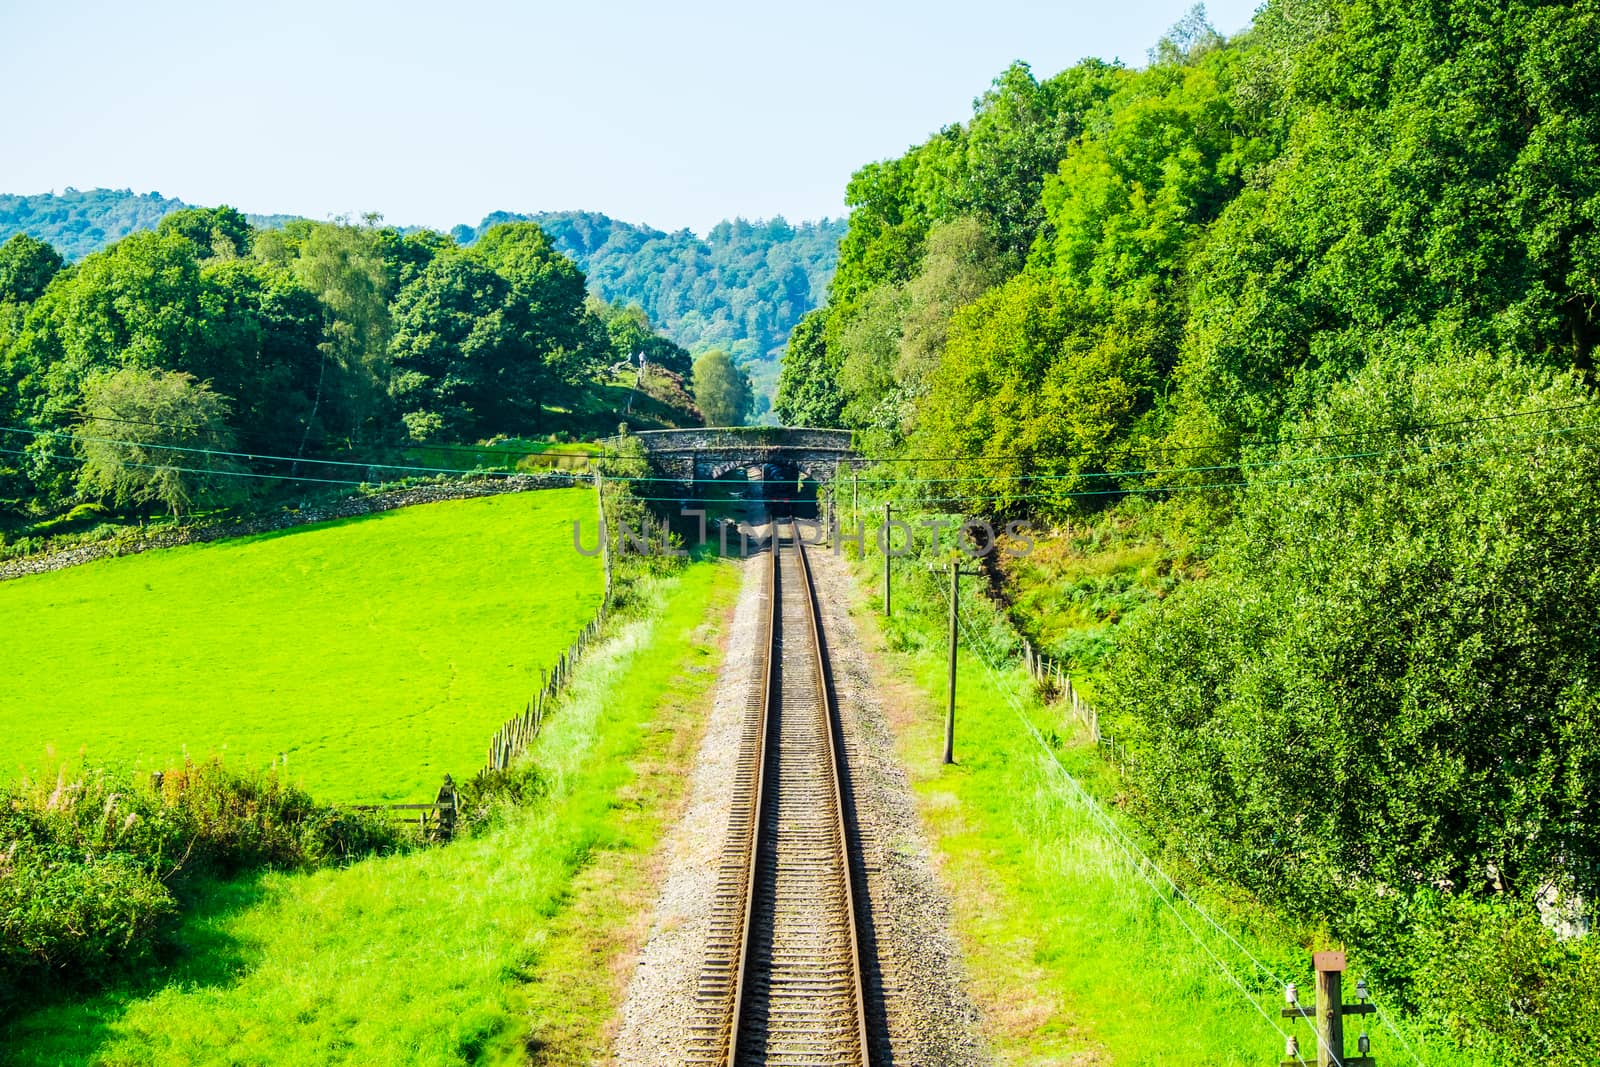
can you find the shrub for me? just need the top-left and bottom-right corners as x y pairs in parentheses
(1107, 353), (1600, 912)
(0, 758), (401, 1012)
(1103, 351), (1600, 1057)
(454, 763), (549, 835)
(1408, 897), (1600, 1066)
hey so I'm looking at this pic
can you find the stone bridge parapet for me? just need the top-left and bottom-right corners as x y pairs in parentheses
(609, 427), (857, 483)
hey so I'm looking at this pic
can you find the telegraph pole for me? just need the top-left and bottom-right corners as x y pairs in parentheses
(945, 559), (958, 763)
(944, 557), (983, 765)
(1281, 951), (1377, 1067)
(883, 502), (892, 618)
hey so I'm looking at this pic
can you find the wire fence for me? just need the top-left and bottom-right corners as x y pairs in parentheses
(483, 605), (608, 772)
(1004, 610), (1427, 1066)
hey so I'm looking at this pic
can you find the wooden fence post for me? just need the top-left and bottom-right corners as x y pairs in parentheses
(436, 775), (456, 841)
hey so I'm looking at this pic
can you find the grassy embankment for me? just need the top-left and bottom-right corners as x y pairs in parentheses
(1, 490), (602, 801)
(3, 551), (741, 1065)
(838, 528), (1480, 1066)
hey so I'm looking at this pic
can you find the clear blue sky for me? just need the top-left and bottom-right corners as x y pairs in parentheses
(2, 0), (1262, 235)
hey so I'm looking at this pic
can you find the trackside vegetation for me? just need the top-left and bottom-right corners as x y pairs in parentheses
(0, 759), (402, 1017)
(0, 490), (603, 801)
(1, 557), (740, 1064)
(785, 0), (1600, 1059)
(843, 541), (1495, 1065)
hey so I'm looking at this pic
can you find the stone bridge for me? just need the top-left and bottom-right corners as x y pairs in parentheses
(613, 427), (857, 484)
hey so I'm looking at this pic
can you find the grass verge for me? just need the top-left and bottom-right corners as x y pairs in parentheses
(0, 557), (739, 1066)
(840, 550), (1474, 1066)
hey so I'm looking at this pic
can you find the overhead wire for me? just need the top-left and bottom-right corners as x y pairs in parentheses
(8, 412), (1597, 494)
(841, 397), (1600, 464)
(10, 423), (1596, 524)
(935, 574), (1307, 1057)
(51, 394), (1600, 468)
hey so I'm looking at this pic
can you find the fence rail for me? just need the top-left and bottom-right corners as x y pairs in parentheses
(484, 605), (609, 772)
(1021, 638), (1137, 777)
(348, 775), (458, 841)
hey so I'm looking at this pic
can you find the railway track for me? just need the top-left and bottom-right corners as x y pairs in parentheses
(687, 521), (874, 1066)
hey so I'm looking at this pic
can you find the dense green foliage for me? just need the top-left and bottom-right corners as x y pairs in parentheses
(691, 349), (754, 426)
(457, 211), (845, 371)
(2, 192), (844, 418)
(0, 189), (298, 263)
(794, 0), (1600, 1056)
(0, 212), (693, 527)
(1107, 354), (1600, 935)
(0, 235), (62, 305)
(1, 758), (398, 1012)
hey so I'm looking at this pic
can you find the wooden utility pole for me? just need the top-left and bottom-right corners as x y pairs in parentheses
(883, 502), (892, 618)
(943, 558), (983, 765)
(1281, 950), (1376, 1067)
(1315, 951), (1345, 1067)
(945, 559), (958, 764)
(594, 471), (612, 602)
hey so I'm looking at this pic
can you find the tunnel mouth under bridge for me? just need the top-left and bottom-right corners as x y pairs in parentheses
(613, 427), (855, 528)
(666, 463), (822, 523)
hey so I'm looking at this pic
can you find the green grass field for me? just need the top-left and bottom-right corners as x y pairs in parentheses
(1, 559), (737, 1067)
(0, 490), (602, 801)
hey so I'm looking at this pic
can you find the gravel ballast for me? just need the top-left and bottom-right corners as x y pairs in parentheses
(611, 535), (990, 1065)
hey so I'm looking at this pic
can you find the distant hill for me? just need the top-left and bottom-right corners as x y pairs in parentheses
(0, 188), (298, 261)
(0, 190), (845, 404)
(455, 211), (847, 374)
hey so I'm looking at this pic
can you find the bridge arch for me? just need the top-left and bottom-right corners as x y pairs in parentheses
(608, 427), (858, 487)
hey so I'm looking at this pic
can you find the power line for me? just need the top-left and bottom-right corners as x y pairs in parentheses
(81, 412), (590, 461)
(862, 397), (1600, 465)
(1, 425), (588, 480)
(937, 576), (1301, 1054)
(0, 444), (379, 488)
(50, 394), (1600, 472)
(11, 416), (1597, 494)
(11, 425), (1594, 513)
(841, 421), (1600, 484)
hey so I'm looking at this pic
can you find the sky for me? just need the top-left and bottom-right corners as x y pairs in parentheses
(1, 0), (1263, 236)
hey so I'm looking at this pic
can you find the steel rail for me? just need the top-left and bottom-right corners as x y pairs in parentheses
(687, 519), (873, 1065)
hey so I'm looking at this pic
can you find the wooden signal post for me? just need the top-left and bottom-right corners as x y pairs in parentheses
(1281, 950), (1376, 1067)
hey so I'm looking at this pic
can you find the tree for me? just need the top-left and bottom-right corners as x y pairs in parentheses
(387, 250), (533, 440)
(0, 234), (63, 304)
(475, 222), (604, 417)
(76, 366), (244, 516)
(6, 230), (215, 431)
(896, 217), (1003, 398)
(289, 220), (392, 447)
(1106, 351), (1600, 916)
(589, 297), (694, 376)
(155, 206), (253, 260)
(200, 259), (326, 455)
(691, 350), (753, 426)
(774, 309), (844, 426)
